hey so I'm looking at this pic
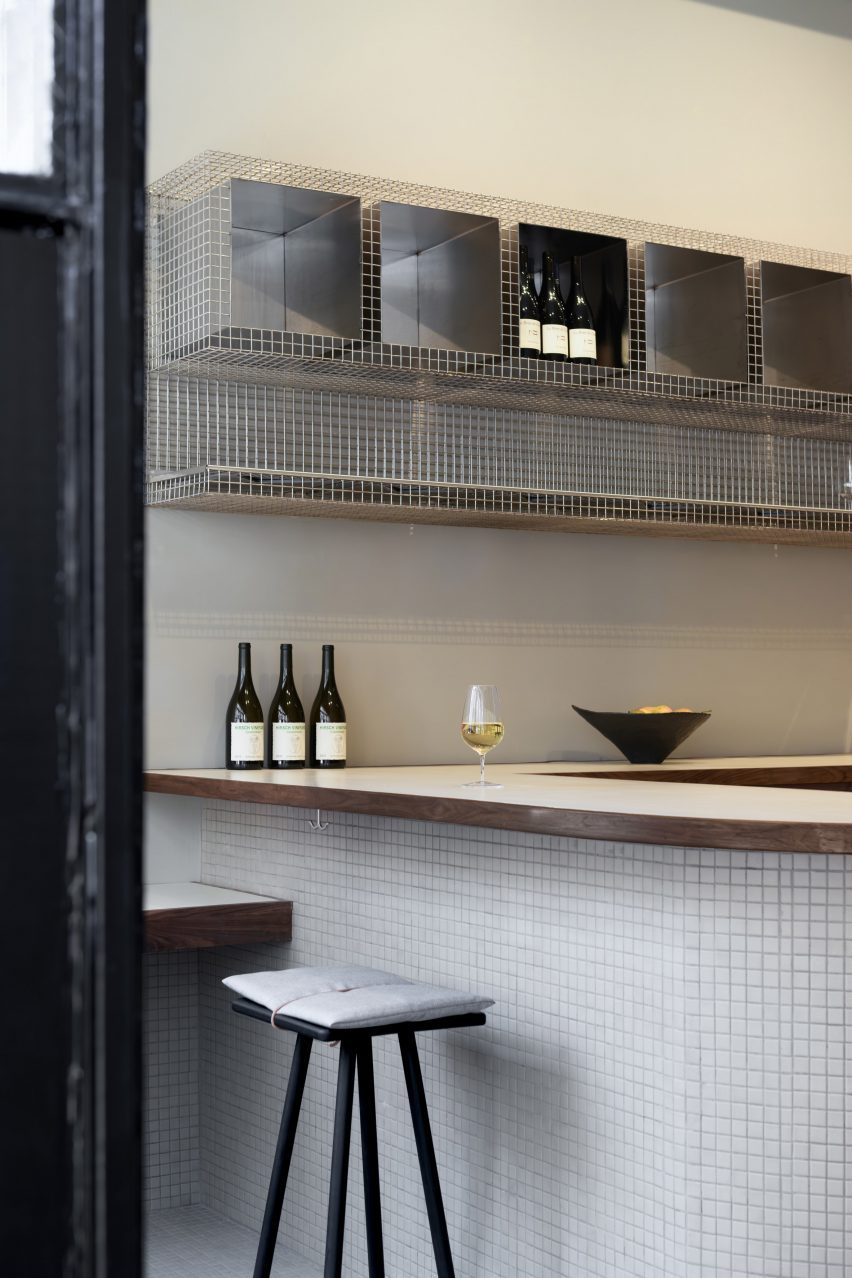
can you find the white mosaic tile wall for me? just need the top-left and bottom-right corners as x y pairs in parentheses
(194, 801), (852, 1278)
(144, 950), (201, 1208)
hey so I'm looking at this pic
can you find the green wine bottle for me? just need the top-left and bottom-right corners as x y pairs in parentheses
(226, 642), (264, 770)
(267, 643), (305, 770)
(309, 645), (346, 769)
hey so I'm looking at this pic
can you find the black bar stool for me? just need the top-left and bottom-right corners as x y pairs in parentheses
(225, 966), (492, 1278)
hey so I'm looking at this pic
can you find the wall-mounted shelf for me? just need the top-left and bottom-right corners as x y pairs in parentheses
(145, 464), (852, 546)
(145, 152), (852, 546)
(144, 881), (293, 953)
(149, 339), (852, 439)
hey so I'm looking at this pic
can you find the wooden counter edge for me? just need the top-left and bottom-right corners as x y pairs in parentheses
(144, 899), (293, 953)
(143, 771), (852, 855)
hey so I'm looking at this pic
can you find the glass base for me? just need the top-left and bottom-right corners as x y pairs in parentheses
(462, 779), (504, 788)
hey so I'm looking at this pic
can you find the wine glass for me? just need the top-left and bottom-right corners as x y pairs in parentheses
(461, 684), (504, 788)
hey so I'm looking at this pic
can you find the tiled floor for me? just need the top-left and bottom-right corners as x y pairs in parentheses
(146, 1204), (319, 1278)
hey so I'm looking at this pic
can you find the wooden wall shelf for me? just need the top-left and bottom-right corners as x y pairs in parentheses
(143, 881), (293, 953)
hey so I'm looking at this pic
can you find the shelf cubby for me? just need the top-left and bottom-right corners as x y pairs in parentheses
(379, 201), (501, 353)
(227, 179), (362, 339)
(760, 261), (852, 394)
(519, 223), (629, 369)
(645, 243), (747, 382)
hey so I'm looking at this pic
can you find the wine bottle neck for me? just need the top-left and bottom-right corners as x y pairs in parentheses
(279, 645), (293, 682)
(237, 645), (252, 682)
(321, 647), (335, 685)
(542, 257), (562, 297)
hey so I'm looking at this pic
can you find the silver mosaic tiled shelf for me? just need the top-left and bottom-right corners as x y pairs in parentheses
(145, 152), (852, 545)
(144, 465), (852, 545)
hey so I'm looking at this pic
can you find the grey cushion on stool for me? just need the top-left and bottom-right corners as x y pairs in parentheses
(223, 963), (493, 1030)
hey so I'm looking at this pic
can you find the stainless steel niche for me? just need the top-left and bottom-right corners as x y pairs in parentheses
(379, 202), (501, 353)
(228, 179), (362, 340)
(519, 224), (629, 369)
(645, 244), (747, 382)
(760, 261), (852, 394)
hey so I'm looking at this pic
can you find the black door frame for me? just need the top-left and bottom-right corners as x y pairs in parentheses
(0, 1), (145, 1274)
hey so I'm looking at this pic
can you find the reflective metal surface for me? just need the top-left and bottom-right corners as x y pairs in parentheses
(645, 244), (747, 382)
(380, 202), (501, 353)
(227, 179), (362, 340)
(761, 261), (852, 394)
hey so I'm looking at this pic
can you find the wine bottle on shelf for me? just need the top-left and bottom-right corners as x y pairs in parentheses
(567, 255), (597, 365)
(596, 259), (620, 368)
(518, 244), (542, 358)
(539, 251), (568, 361)
(226, 642), (264, 770)
(309, 644), (346, 769)
(267, 643), (305, 769)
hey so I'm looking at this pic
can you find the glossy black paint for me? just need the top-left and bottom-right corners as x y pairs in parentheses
(233, 999), (486, 1276)
(0, 0), (146, 1274)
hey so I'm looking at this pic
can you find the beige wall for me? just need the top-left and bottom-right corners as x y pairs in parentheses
(145, 0), (852, 778)
(148, 0), (852, 253)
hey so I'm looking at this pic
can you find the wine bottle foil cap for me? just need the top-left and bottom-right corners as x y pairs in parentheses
(239, 641), (251, 649)
(322, 643), (334, 652)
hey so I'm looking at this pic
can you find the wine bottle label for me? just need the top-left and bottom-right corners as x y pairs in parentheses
(315, 722), (347, 762)
(230, 722), (264, 762)
(569, 327), (597, 360)
(541, 323), (568, 356)
(519, 318), (541, 352)
(272, 722), (305, 762)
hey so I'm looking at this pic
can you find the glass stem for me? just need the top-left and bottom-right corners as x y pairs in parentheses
(480, 753), (486, 785)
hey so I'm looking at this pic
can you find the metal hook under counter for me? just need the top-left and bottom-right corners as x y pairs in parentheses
(308, 809), (329, 833)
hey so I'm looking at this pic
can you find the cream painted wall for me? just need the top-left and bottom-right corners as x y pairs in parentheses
(146, 510), (852, 769)
(144, 0), (852, 792)
(148, 0), (852, 253)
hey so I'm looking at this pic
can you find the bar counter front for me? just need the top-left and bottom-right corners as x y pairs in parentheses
(144, 758), (852, 1277)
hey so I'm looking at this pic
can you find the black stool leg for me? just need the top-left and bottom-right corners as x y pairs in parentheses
(253, 1033), (313, 1278)
(398, 1030), (456, 1278)
(356, 1039), (385, 1278)
(324, 1040), (357, 1278)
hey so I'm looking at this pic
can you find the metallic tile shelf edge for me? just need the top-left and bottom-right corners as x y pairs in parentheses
(148, 344), (852, 440)
(144, 151), (852, 544)
(145, 466), (852, 548)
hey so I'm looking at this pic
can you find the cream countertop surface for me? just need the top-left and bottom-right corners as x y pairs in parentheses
(144, 757), (852, 854)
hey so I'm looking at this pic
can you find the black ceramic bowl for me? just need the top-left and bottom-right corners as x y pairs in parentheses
(572, 706), (711, 765)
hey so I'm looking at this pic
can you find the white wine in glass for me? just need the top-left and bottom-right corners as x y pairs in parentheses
(461, 684), (504, 787)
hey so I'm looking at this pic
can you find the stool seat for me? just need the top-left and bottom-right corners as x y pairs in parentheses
(223, 963), (493, 1032)
(231, 994), (487, 1042)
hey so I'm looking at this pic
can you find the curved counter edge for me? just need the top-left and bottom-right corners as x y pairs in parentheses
(143, 760), (852, 855)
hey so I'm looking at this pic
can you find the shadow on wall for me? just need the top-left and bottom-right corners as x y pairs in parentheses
(688, 0), (852, 39)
